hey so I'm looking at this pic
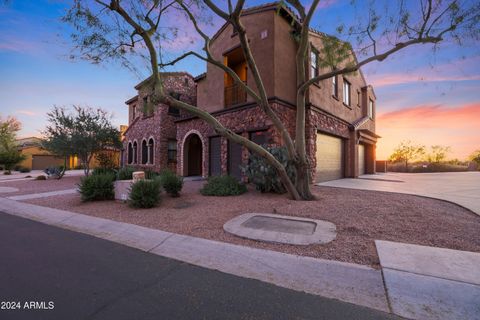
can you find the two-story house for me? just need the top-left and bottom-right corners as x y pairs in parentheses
(123, 2), (379, 182)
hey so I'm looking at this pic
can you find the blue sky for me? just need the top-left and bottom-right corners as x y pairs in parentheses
(0, 0), (479, 159)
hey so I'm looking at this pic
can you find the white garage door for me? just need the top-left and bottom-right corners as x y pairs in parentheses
(358, 144), (365, 175)
(316, 133), (343, 182)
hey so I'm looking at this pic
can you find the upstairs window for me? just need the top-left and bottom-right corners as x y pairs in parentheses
(343, 79), (351, 106)
(368, 99), (374, 119)
(168, 92), (181, 116)
(357, 90), (361, 107)
(148, 138), (154, 164)
(132, 105), (136, 120)
(332, 75), (338, 97)
(167, 139), (177, 163)
(143, 96), (153, 117)
(310, 49), (319, 80)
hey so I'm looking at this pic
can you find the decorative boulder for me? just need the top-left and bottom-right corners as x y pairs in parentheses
(132, 171), (145, 182)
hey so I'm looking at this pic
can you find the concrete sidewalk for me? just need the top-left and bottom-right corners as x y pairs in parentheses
(318, 172), (480, 215)
(0, 197), (390, 313)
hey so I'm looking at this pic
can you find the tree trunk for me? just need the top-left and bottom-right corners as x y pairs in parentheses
(294, 160), (315, 200)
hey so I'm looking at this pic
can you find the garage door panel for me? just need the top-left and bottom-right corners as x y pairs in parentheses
(316, 133), (343, 182)
(358, 144), (365, 175)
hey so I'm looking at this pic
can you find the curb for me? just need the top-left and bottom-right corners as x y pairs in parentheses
(0, 196), (390, 313)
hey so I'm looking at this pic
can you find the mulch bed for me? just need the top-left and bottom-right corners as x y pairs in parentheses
(22, 180), (480, 267)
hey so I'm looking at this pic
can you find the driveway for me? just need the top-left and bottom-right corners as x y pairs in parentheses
(318, 172), (480, 216)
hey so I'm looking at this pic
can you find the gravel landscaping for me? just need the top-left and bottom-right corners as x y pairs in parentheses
(21, 179), (480, 267)
(0, 175), (81, 196)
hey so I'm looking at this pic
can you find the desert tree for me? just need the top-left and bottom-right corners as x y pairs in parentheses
(43, 106), (122, 176)
(0, 115), (25, 173)
(63, 0), (480, 200)
(389, 140), (426, 171)
(427, 145), (451, 163)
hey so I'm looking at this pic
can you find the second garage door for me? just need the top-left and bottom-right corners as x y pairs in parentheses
(358, 144), (365, 175)
(316, 133), (343, 182)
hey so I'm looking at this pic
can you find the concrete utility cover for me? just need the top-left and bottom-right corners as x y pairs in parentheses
(224, 213), (336, 245)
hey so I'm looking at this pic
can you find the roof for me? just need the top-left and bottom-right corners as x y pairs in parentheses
(194, 73), (206, 82)
(134, 72), (194, 90)
(125, 95), (138, 105)
(15, 137), (43, 149)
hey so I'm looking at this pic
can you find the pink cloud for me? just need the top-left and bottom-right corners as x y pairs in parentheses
(366, 56), (480, 87)
(0, 38), (38, 54)
(17, 110), (36, 116)
(376, 103), (480, 160)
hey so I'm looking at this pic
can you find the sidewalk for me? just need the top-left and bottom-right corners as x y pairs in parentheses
(0, 196), (389, 312)
(1, 195), (479, 319)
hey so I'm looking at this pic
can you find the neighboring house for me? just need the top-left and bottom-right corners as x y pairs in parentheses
(123, 2), (379, 182)
(16, 137), (64, 170)
(16, 137), (122, 171)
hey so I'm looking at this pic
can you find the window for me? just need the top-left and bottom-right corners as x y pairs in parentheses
(167, 139), (177, 163)
(310, 49), (319, 80)
(343, 79), (351, 106)
(332, 75), (338, 97)
(127, 142), (133, 164)
(132, 141), (138, 164)
(368, 99), (374, 119)
(148, 138), (154, 164)
(141, 140), (148, 164)
(132, 105), (136, 120)
(168, 92), (181, 116)
(143, 96), (153, 117)
(357, 91), (361, 107)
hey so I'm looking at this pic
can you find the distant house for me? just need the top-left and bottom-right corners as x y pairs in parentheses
(16, 136), (123, 171)
(122, 2), (379, 182)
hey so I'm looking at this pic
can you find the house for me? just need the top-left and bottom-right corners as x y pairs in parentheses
(122, 2), (378, 182)
(16, 137), (122, 171)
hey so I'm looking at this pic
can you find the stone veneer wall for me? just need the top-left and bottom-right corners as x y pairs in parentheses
(123, 73), (196, 172)
(175, 102), (296, 178)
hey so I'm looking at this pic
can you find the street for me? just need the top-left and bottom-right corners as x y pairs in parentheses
(0, 212), (400, 320)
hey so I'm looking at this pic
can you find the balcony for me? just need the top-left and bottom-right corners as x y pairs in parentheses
(224, 81), (247, 108)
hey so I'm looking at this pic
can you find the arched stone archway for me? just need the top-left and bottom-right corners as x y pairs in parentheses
(183, 133), (203, 176)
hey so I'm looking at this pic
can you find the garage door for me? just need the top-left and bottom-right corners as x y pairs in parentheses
(32, 155), (63, 170)
(358, 144), (365, 175)
(316, 133), (343, 182)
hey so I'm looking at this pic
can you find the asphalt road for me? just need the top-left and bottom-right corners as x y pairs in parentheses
(0, 212), (401, 320)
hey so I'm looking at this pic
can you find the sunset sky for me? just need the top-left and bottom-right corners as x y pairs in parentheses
(1, 0), (479, 160)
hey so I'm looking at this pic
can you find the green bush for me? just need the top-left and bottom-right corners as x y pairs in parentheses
(92, 167), (117, 176)
(144, 169), (159, 180)
(200, 175), (247, 196)
(128, 179), (162, 208)
(117, 166), (135, 180)
(157, 169), (183, 197)
(78, 173), (115, 201)
(35, 175), (47, 180)
(19, 167), (31, 173)
(241, 146), (296, 194)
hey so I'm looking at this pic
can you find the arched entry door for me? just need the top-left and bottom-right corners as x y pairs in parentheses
(184, 134), (203, 176)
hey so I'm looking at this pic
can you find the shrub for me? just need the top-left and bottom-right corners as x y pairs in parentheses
(3, 171), (11, 175)
(200, 175), (247, 196)
(19, 167), (31, 173)
(157, 169), (183, 197)
(144, 169), (159, 180)
(241, 146), (296, 194)
(117, 166), (135, 180)
(92, 167), (117, 176)
(78, 173), (115, 201)
(128, 179), (162, 208)
(35, 175), (46, 180)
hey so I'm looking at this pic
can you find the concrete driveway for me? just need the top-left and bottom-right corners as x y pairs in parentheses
(318, 172), (480, 216)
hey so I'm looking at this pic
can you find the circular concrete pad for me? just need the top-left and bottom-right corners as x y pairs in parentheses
(224, 213), (336, 245)
(0, 186), (19, 193)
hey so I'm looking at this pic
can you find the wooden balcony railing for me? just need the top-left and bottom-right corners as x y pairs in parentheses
(224, 82), (247, 107)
